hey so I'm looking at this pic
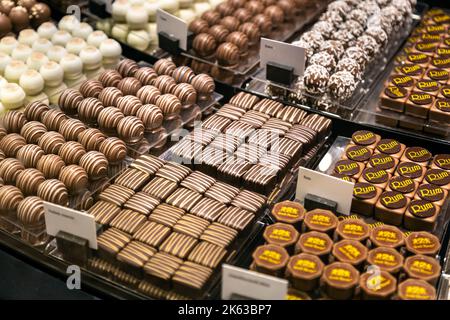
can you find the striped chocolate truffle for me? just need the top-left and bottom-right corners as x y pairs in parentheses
(97, 107), (124, 132)
(238, 22), (260, 44)
(17, 196), (45, 226)
(0, 158), (25, 184)
(99, 87), (123, 107)
(156, 94), (181, 116)
(16, 168), (45, 196)
(58, 141), (86, 165)
(136, 85), (161, 105)
(78, 97), (104, 124)
(153, 59), (176, 76)
(24, 101), (49, 121)
(0, 133), (26, 157)
(59, 165), (88, 192)
(190, 74), (215, 96)
(189, 19), (210, 35)
(78, 128), (106, 151)
(79, 151), (108, 179)
(201, 10), (221, 26)
(70, 189), (94, 211)
(172, 66), (195, 84)
(40, 109), (67, 132)
(98, 69), (122, 87)
(37, 179), (69, 206)
(0, 149), (4, 162)
(153, 75), (177, 94)
(0, 185), (24, 211)
(38, 131), (65, 154)
(117, 95), (142, 116)
(80, 79), (104, 98)
(192, 33), (217, 57)
(136, 104), (163, 131)
(117, 59), (139, 77)
(58, 118), (86, 141)
(172, 83), (197, 105)
(58, 89), (84, 114)
(117, 116), (145, 144)
(226, 31), (249, 55)
(16, 144), (44, 168)
(209, 25), (230, 43)
(20, 121), (47, 144)
(134, 67), (157, 85)
(220, 16), (240, 32)
(2, 110), (27, 133)
(216, 42), (239, 66)
(117, 77), (142, 96)
(99, 137), (127, 164)
(37, 154), (65, 179)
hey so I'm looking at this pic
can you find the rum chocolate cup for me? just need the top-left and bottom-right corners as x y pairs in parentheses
(271, 200), (306, 230)
(320, 262), (359, 300)
(380, 86), (408, 113)
(403, 254), (441, 286)
(431, 154), (450, 171)
(403, 200), (440, 232)
(397, 279), (437, 300)
(374, 191), (410, 226)
(350, 130), (381, 149)
(366, 247), (404, 275)
(367, 153), (398, 174)
(404, 232), (441, 257)
(359, 271), (397, 300)
(252, 244), (289, 278)
(263, 223), (299, 255)
(385, 176), (418, 199)
(374, 139), (406, 159)
(286, 253), (324, 292)
(395, 161), (426, 183)
(351, 183), (382, 217)
(414, 184), (448, 207)
(369, 225), (405, 250)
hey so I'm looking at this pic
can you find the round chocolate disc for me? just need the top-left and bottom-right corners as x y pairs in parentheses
(384, 86), (407, 99)
(424, 169), (450, 186)
(346, 145), (372, 162)
(436, 98), (450, 112)
(416, 184), (445, 202)
(353, 182), (378, 200)
(334, 159), (361, 176)
(389, 75), (414, 88)
(416, 80), (439, 92)
(379, 191), (407, 209)
(409, 91), (433, 105)
(397, 162), (424, 179)
(351, 130), (377, 146)
(362, 167), (389, 184)
(389, 176), (415, 194)
(426, 68), (449, 82)
(376, 139), (401, 155)
(404, 147), (432, 163)
(369, 154), (396, 171)
(433, 154), (450, 170)
(407, 200), (436, 218)
(440, 86), (450, 99)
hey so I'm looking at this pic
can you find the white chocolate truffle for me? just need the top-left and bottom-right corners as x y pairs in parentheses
(96, 20), (111, 34)
(0, 53), (11, 75)
(129, 0), (145, 4)
(32, 38), (52, 53)
(47, 45), (67, 63)
(179, 9), (196, 23)
(72, 22), (94, 40)
(79, 46), (103, 70)
(0, 83), (26, 109)
(11, 44), (32, 62)
(60, 54), (83, 80)
(66, 37), (87, 55)
(194, 2), (211, 15)
(145, 0), (159, 22)
(26, 52), (49, 71)
(0, 37), (18, 55)
(87, 31), (108, 48)
(37, 22), (58, 39)
(161, 0), (180, 14)
(126, 5), (149, 30)
(111, 24), (129, 42)
(58, 15), (81, 33)
(99, 39), (122, 58)
(19, 70), (45, 95)
(179, 0), (194, 9)
(0, 76), (7, 87)
(4, 60), (28, 83)
(51, 30), (72, 47)
(127, 30), (151, 51)
(18, 29), (39, 46)
(39, 61), (64, 87)
(112, 0), (130, 22)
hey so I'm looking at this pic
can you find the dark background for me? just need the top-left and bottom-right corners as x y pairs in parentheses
(424, 0), (450, 9)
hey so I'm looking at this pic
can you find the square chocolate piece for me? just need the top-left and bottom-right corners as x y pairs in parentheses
(224, 121), (255, 141)
(422, 68), (449, 84)
(185, 128), (218, 146)
(159, 232), (198, 259)
(169, 139), (204, 167)
(115, 168), (151, 191)
(235, 143), (267, 164)
(124, 192), (160, 215)
(173, 214), (210, 238)
(270, 138), (303, 164)
(415, 80), (440, 96)
(148, 203), (185, 228)
(188, 241), (227, 268)
(200, 222), (238, 248)
(229, 92), (260, 110)
(403, 200), (440, 231)
(386, 74), (415, 90)
(117, 241), (157, 270)
(217, 157), (252, 185)
(423, 168), (450, 190)
(190, 197), (227, 222)
(130, 154), (165, 175)
(204, 181), (240, 205)
(380, 86), (409, 112)
(414, 184), (448, 208)
(142, 177), (178, 200)
(209, 134), (242, 154)
(374, 191), (410, 226)
(276, 105), (307, 124)
(172, 261), (213, 298)
(143, 252), (183, 288)
(180, 171), (216, 194)
(156, 162), (192, 183)
(97, 227), (132, 261)
(252, 98), (284, 117)
(352, 182), (382, 217)
(248, 129), (281, 148)
(334, 159), (365, 180)
(405, 91), (434, 119)
(110, 209), (147, 234)
(216, 103), (246, 121)
(166, 188), (203, 211)
(242, 164), (278, 196)
(261, 118), (293, 136)
(133, 221), (171, 247)
(231, 189), (267, 213)
(198, 146), (228, 177)
(88, 201), (121, 226)
(201, 114), (232, 132)
(285, 125), (317, 150)
(299, 114), (332, 139)
(217, 206), (255, 231)
(240, 110), (270, 128)
(359, 167), (391, 189)
(98, 185), (135, 207)
(429, 98), (450, 123)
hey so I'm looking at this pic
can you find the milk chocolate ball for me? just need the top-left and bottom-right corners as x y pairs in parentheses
(0, 13), (12, 37)
(9, 6), (29, 32)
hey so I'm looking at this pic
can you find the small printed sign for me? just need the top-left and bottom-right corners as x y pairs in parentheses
(296, 167), (355, 215)
(222, 264), (288, 300)
(260, 38), (306, 78)
(156, 9), (188, 50)
(44, 202), (97, 249)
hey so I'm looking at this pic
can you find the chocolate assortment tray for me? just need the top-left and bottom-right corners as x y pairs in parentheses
(243, 1), (427, 120)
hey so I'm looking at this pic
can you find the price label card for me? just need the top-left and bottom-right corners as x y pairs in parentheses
(296, 167), (355, 215)
(222, 264), (288, 300)
(260, 38), (306, 78)
(44, 202), (97, 249)
(156, 9), (188, 50)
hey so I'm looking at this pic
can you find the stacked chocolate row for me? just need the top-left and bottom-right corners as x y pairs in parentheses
(88, 154), (267, 298)
(0, 0), (51, 36)
(189, 0), (313, 67)
(331, 130), (449, 232)
(58, 58), (215, 146)
(292, 0), (413, 104)
(380, 9), (450, 128)
(0, 16), (122, 113)
(251, 200), (441, 300)
(168, 91), (331, 195)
